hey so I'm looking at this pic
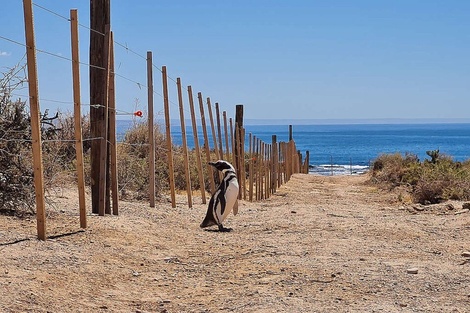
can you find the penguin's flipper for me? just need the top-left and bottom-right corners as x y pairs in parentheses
(232, 199), (239, 216)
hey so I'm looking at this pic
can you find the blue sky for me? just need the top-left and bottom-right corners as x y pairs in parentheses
(1, 1), (469, 122)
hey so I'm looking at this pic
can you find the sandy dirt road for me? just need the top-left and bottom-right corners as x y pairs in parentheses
(1, 174), (469, 312)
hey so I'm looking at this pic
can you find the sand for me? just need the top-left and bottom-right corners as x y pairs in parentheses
(1, 174), (469, 312)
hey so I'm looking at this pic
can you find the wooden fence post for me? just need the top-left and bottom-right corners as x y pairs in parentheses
(23, 0), (46, 240)
(235, 123), (241, 199)
(240, 127), (246, 200)
(297, 150), (302, 174)
(147, 51), (155, 208)
(256, 138), (261, 200)
(234, 105), (243, 173)
(108, 32), (118, 215)
(162, 66), (176, 208)
(278, 142), (283, 186)
(206, 97), (220, 160)
(229, 118), (235, 168)
(264, 143), (271, 199)
(271, 135), (278, 194)
(177, 78), (192, 208)
(304, 151), (310, 174)
(223, 111), (230, 162)
(98, 24), (111, 216)
(90, 0), (110, 215)
(215, 103), (224, 160)
(70, 9), (87, 227)
(248, 133), (254, 202)
(198, 92), (215, 194)
(187, 86), (206, 204)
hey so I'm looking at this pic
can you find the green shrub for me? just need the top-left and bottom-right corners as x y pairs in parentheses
(370, 151), (470, 204)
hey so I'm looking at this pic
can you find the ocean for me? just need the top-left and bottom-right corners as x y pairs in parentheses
(117, 121), (470, 175)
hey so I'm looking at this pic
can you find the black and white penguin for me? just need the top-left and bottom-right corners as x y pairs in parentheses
(200, 160), (239, 232)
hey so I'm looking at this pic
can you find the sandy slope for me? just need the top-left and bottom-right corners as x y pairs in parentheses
(1, 174), (469, 312)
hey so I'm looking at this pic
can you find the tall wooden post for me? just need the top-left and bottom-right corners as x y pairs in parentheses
(147, 51), (155, 207)
(98, 25), (111, 216)
(162, 66), (176, 208)
(187, 86), (206, 203)
(70, 9), (87, 227)
(177, 78), (192, 208)
(23, 0), (46, 240)
(272, 135), (278, 194)
(223, 111), (230, 162)
(256, 138), (261, 201)
(90, 0), (110, 214)
(234, 105), (244, 185)
(248, 133), (254, 202)
(215, 103), (224, 160)
(229, 118), (235, 169)
(304, 151), (310, 174)
(206, 97), (220, 160)
(198, 92), (215, 194)
(240, 127), (246, 200)
(108, 31), (118, 215)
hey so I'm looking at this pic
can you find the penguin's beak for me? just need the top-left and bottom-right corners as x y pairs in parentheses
(208, 161), (216, 167)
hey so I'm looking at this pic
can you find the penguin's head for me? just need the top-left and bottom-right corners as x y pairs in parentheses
(208, 160), (236, 174)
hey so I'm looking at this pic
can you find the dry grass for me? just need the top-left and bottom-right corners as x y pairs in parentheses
(370, 153), (470, 204)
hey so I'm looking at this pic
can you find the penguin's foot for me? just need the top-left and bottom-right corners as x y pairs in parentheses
(218, 224), (232, 232)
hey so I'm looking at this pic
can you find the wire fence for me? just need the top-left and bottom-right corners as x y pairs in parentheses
(0, 0), (309, 240)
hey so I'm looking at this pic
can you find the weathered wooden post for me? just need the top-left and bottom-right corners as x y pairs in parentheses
(304, 151), (310, 174)
(147, 51), (155, 208)
(90, 0), (110, 214)
(98, 24), (111, 216)
(198, 92), (215, 194)
(234, 105), (243, 190)
(206, 97), (220, 160)
(187, 86), (206, 204)
(23, 0), (46, 240)
(248, 133), (254, 202)
(177, 78), (192, 208)
(271, 135), (278, 194)
(162, 66), (176, 208)
(108, 32), (118, 215)
(223, 111), (230, 162)
(229, 118), (235, 169)
(70, 9), (87, 227)
(215, 103), (224, 160)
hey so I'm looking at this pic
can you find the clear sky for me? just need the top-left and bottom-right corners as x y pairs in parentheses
(1, 0), (469, 122)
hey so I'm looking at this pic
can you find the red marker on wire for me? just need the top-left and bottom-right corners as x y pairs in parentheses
(134, 110), (143, 117)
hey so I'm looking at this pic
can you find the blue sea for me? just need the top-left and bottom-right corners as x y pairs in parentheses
(117, 121), (470, 175)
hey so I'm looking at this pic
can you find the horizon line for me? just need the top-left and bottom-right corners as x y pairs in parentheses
(119, 117), (470, 125)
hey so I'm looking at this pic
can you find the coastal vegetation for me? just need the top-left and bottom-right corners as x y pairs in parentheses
(370, 150), (470, 204)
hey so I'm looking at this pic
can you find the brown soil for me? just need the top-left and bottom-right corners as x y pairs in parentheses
(1, 174), (469, 312)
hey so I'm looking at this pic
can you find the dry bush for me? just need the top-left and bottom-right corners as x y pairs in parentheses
(370, 152), (470, 204)
(412, 157), (470, 204)
(370, 153), (419, 187)
(118, 121), (168, 199)
(0, 98), (35, 215)
(0, 64), (79, 215)
(0, 64), (35, 215)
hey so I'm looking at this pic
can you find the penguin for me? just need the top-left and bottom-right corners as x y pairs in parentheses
(200, 160), (239, 232)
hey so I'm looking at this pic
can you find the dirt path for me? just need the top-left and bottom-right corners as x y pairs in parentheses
(1, 174), (469, 312)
